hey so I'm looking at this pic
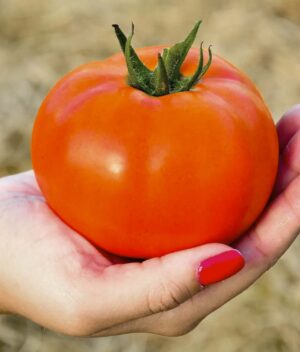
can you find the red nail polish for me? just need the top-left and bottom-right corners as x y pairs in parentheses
(198, 250), (245, 286)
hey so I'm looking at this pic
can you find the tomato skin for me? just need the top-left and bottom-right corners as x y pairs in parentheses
(31, 46), (278, 258)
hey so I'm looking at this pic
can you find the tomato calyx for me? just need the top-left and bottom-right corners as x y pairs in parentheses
(112, 21), (212, 97)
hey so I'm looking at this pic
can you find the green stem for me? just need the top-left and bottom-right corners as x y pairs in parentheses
(152, 53), (170, 96)
(179, 43), (212, 92)
(112, 21), (212, 97)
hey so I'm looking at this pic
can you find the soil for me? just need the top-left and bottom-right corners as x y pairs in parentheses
(0, 1), (299, 351)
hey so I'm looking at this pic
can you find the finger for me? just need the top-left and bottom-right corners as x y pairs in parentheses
(241, 176), (300, 264)
(274, 129), (300, 195)
(95, 175), (300, 337)
(81, 243), (244, 333)
(199, 175), (300, 311)
(277, 104), (300, 152)
(149, 176), (300, 335)
(187, 175), (300, 316)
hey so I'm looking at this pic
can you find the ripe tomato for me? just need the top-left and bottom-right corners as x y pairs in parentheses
(31, 23), (278, 258)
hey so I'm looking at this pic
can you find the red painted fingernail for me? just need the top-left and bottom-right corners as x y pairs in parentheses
(198, 250), (245, 286)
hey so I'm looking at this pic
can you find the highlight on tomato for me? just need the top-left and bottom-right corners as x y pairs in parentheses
(31, 21), (279, 258)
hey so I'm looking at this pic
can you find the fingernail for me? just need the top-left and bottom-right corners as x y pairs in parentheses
(198, 250), (245, 286)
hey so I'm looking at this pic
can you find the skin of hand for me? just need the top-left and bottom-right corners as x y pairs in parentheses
(0, 105), (299, 337)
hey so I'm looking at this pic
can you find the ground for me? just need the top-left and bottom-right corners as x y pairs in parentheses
(0, 0), (299, 351)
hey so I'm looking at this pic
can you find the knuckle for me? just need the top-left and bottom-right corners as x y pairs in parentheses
(249, 229), (280, 270)
(147, 278), (193, 314)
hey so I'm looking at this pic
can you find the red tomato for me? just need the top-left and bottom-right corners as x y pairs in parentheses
(31, 24), (278, 258)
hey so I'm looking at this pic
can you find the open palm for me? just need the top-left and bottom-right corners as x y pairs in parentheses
(0, 105), (299, 337)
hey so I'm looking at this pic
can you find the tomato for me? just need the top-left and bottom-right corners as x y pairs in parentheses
(31, 22), (278, 258)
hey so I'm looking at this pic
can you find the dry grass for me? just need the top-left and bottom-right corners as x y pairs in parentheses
(0, 0), (299, 351)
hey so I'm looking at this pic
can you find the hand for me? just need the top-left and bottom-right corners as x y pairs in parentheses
(0, 105), (299, 337)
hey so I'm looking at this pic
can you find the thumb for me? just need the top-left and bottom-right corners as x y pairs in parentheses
(96, 243), (245, 326)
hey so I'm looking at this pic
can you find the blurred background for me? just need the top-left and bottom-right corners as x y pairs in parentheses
(0, 0), (299, 351)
